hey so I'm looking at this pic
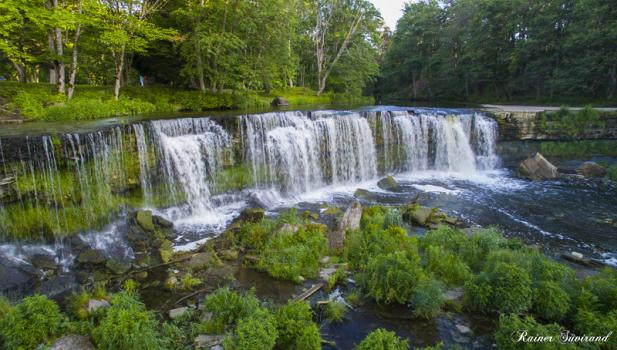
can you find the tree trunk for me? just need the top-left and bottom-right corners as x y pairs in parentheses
(608, 63), (617, 100)
(11, 62), (26, 82)
(195, 37), (206, 91)
(67, 1), (82, 100)
(48, 32), (58, 84)
(53, 0), (65, 94)
(114, 45), (126, 100)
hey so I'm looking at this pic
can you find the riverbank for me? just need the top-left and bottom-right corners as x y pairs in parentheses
(0, 82), (373, 122)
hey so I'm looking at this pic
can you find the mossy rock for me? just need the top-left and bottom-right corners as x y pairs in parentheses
(302, 210), (319, 220)
(76, 248), (106, 265)
(239, 207), (265, 223)
(219, 249), (239, 261)
(105, 259), (131, 275)
(322, 206), (342, 216)
(158, 240), (174, 263)
(354, 188), (376, 200)
(377, 175), (398, 191)
(136, 210), (155, 231)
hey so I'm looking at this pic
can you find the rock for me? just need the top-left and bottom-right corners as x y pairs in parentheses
(30, 254), (58, 271)
(105, 259), (131, 275)
(271, 97), (289, 107)
(69, 235), (89, 253)
(169, 306), (189, 319)
(320, 256), (331, 265)
(517, 153), (559, 180)
(354, 188), (371, 200)
(158, 240), (174, 263)
(153, 214), (174, 228)
(184, 252), (214, 270)
(164, 275), (178, 290)
(194, 335), (224, 348)
(328, 201), (362, 250)
(134, 271), (149, 280)
(76, 248), (106, 265)
(576, 161), (606, 178)
(444, 288), (464, 302)
(201, 312), (213, 322)
(456, 324), (472, 335)
(320, 267), (338, 282)
(50, 335), (94, 350)
(219, 249), (238, 261)
(405, 206), (433, 226)
(239, 207), (265, 223)
(377, 175), (398, 191)
(136, 210), (155, 231)
(87, 299), (110, 313)
(321, 206), (342, 216)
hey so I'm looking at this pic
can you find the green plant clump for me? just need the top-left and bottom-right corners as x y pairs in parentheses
(0, 295), (61, 349)
(355, 328), (409, 350)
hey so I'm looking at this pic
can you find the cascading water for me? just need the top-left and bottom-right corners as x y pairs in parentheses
(148, 117), (232, 217)
(240, 111), (378, 194)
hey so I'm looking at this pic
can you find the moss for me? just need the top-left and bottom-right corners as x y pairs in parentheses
(211, 164), (255, 194)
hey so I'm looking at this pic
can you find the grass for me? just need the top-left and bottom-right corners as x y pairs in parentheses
(0, 82), (373, 121)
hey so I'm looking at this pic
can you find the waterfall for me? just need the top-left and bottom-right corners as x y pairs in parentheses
(133, 124), (152, 205)
(149, 117), (231, 216)
(241, 111), (378, 194)
(378, 111), (499, 174)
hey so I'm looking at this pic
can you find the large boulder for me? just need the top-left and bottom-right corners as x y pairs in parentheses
(76, 248), (106, 265)
(50, 335), (94, 350)
(271, 97), (290, 107)
(517, 153), (559, 180)
(328, 201), (362, 250)
(377, 175), (398, 191)
(30, 254), (58, 271)
(576, 161), (606, 178)
(239, 207), (265, 223)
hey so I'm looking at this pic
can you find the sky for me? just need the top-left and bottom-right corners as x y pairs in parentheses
(370, 0), (408, 30)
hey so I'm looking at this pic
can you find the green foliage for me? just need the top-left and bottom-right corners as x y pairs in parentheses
(201, 288), (260, 333)
(606, 165), (617, 182)
(323, 301), (347, 323)
(409, 279), (444, 319)
(358, 251), (424, 304)
(539, 106), (605, 138)
(382, 208), (403, 229)
(533, 281), (571, 322)
(0, 295), (61, 350)
(539, 140), (617, 159)
(495, 314), (574, 350)
(179, 271), (201, 291)
(231, 309), (278, 350)
(274, 301), (321, 350)
(93, 291), (163, 350)
(355, 328), (409, 350)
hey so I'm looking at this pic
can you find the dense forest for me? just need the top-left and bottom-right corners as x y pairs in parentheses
(377, 0), (617, 103)
(0, 0), (385, 104)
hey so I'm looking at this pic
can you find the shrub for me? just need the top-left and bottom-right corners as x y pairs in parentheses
(201, 288), (260, 332)
(410, 279), (444, 319)
(324, 301), (347, 323)
(424, 245), (472, 286)
(356, 328), (408, 350)
(274, 301), (320, 350)
(232, 309), (278, 350)
(382, 208), (403, 229)
(179, 271), (202, 291)
(92, 291), (163, 350)
(533, 281), (571, 322)
(0, 295), (61, 349)
(464, 262), (532, 314)
(358, 251), (424, 304)
(606, 165), (617, 182)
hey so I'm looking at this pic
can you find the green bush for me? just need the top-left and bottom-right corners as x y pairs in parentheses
(323, 301), (347, 323)
(358, 251), (424, 304)
(382, 208), (403, 229)
(424, 245), (472, 286)
(92, 291), (164, 350)
(0, 295), (61, 349)
(355, 328), (408, 350)
(464, 262), (532, 314)
(201, 288), (260, 333)
(607, 165), (617, 182)
(274, 301), (321, 350)
(533, 281), (571, 322)
(231, 309), (278, 350)
(410, 279), (444, 319)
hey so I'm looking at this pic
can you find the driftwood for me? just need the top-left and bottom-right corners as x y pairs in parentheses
(174, 286), (214, 306)
(293, 283), (324, 302)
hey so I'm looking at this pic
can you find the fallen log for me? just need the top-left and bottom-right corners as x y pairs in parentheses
(293, 283), (324, 302)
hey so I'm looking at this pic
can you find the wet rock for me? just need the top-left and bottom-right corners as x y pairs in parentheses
(518, 153), (559, 180)
(134, 271), (149, 280)
(76, 248), (105, 265)
(377, 175), (398, 191)
(328, 201), (362, 250)
(136, 210), (155, 231)
(87, 299), (110, 312)
(105, 259), (131, 275)
(271, 97), (289, 107)
(169, 306), (189, 319)
(320, 267), (338, 282)
(30, 254), (58, 271)
(456, 324), (472, 335)
(194, 335), (224, 348)
(576, 161), (606, 178)
(239, 207), (265, 223)
(50, 335), (94, 350)
(321, 206), (342, 216)
(354, 188), (372, 200)
(153, 214), (174, 228)
(0, 177), (16, 203)
(0, 261), (40, 295)
(69, 235), (89, 253)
